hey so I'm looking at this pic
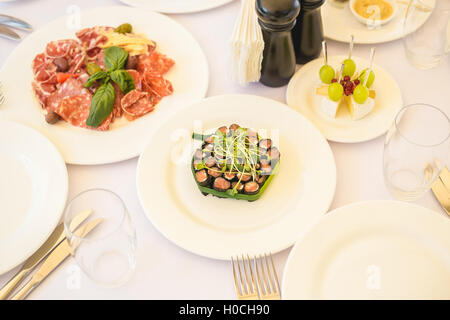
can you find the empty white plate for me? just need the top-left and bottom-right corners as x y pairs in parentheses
(283, 201), (450, 299)
(286, 55), (403, 143)
(137, 94), (336, 260)
(0, 120), (68, 274)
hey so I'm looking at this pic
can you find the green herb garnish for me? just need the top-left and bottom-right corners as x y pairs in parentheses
(84, 46), (135, 128)
(86, 82), (115, 128)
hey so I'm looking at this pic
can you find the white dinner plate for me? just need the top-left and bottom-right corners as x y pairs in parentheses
(0, 120), (68, 275)
(0, 6), (209, 165)
(283, 201), (450, 299)
(322, 0), (434, 44)
(286, 55), (403, 143)
(137, 94), (336, 260)
(119, 0), (234, 14)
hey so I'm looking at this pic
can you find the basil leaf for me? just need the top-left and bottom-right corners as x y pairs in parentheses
(84, 71), (108, 88)
(104, 46), (128, 71)
(110, 70), (135, 94)
(86, 82), (115, 128)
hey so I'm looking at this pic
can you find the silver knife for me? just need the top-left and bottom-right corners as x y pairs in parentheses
(0, 25), (20, 41)
(11, 217), (103, 300)
(0, 209), (93, 300)
(0, 14), (32, 31)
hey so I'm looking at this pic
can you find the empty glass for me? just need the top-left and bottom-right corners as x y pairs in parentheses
(383, 104), (450, 201)
(403, 0), (450, 69)
(64, 189), (136, 287)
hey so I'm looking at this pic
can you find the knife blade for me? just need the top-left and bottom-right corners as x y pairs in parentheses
(0, 25), (20, 41)
(438, 167), (450, 191)
(432, 177), (450, 216)
(0, 209), (93, 300)
(0, 14), (32, 31)
(11, 217), (103, 300)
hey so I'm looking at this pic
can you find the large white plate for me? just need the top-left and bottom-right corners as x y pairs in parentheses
(322, 0), (433, 44)
(119, 0), (234, 14)
(137, 94), (336, 260)
(283, 201), (450, 300)
(0, 120), (68, 275)
(0, 6), (209, 165)
(286, 55), (403, 143)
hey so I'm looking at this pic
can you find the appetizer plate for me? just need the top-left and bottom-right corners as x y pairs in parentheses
(282, 201), (450, 299)
(119, 0), (234, 14)
(0, 120), (68, 275)
(323, 0), (434, 44)
(286, 55), (403, 143)
(0, 6), (209, 165)
(137, 94), (336, 260)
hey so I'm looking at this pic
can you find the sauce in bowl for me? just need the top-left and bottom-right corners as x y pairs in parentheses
(353, 0), (394, 20)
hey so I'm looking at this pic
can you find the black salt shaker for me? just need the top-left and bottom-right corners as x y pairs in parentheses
(291, 0), (325, 64)
(256, 0), (300, 87)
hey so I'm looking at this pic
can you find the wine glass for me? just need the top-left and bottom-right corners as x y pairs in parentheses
(403, 0), (450, 69)
(383, 104), (450, 201)
(64, 189), (136, 288)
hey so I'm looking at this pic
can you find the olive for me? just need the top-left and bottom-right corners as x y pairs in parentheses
(53, 57), (69, 72)
(114, 23), (132, 34)
(45, 111), (61, 124)
(125, 55), (139, 70)
(86, 63), (102, 76)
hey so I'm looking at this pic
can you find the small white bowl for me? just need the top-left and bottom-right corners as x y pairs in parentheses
(349, 0), (398, 27)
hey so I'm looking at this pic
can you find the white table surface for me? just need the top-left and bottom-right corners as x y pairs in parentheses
(0, 0), (448, 300)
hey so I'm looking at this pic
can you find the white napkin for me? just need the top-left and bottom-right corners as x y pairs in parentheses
(230, 0), (264, 85)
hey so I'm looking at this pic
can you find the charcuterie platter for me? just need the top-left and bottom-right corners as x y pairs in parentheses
(0, 6), (209, 165)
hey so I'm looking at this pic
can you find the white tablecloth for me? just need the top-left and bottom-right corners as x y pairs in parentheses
(0, 0), (448, 299)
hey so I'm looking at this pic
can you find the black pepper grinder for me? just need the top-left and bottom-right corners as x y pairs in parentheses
(291, 0), (325, 64)
(256, 0), (300, 87)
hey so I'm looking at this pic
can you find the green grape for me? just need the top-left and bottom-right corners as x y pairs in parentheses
(342, 58), (356, 77)
(358, 69), (375, 88)
(353, 84), (369, 104)
(328, 82), (344, 102)
(319, 65), (335, 84)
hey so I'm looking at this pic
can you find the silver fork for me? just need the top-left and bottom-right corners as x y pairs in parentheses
(254, 253), (281, 300)
(231, 255), (259, 300)
(0, 82), (5, 106)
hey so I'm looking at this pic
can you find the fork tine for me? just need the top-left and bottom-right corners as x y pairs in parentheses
(269, 253), (280, 293)
(236, 256), (248, 295)
(231, 257), (242, 297)
(259, 254), (271, 294)
(264, 253), (277, 293)
(247, 255), (257, 294)
(254, 255), (264, 295)
(241, 255), (253, 294)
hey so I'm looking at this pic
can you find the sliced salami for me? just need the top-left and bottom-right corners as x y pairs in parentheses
(143, 72), (173, 98)
(45, 77), (89, 112)
(56, 94), (112, 131)
(121, 89), (155, 119)
(137, 51), (175, 75)
(112, 83), (124, 120)
(126, 69), (142, 90)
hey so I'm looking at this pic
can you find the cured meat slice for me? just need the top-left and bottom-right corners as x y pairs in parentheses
(45, 77), (89, 112)
(137, 51), (175, 75)
(56, 94), (112, 131)
(112, 83), (124, 119)
(76, 26), (112, 56)
(45, 39), (80, 58)
(143, 72), (173, 98)
(126, 69), (142, 90)
(121, 89), (155, 119)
